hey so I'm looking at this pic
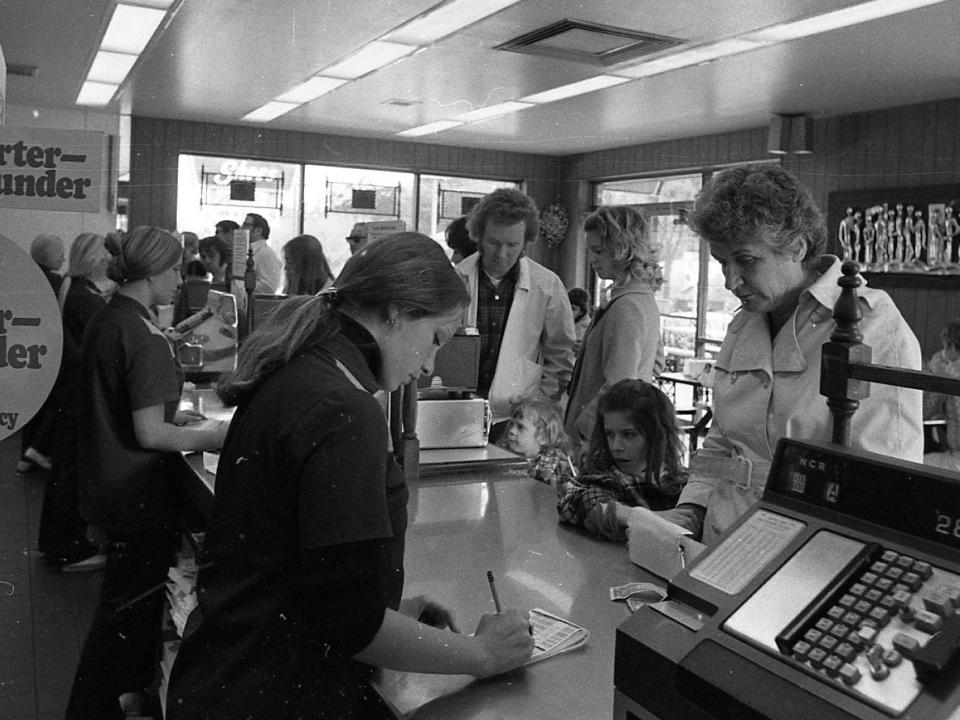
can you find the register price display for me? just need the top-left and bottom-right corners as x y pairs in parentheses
(768, 440), (960, 553)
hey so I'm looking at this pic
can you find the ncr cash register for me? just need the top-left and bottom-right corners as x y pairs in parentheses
(615, 439), (960, 720)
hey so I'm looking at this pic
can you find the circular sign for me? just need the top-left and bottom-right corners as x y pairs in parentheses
(0, 234), (63, 441)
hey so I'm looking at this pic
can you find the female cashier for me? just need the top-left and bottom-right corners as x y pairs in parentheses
(660, 165), (923, 546)
(167, 233), (533, 720)
(66, 226), (229, 720)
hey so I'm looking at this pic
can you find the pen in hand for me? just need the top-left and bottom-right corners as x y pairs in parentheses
(487, 570), (502, 613)
(677, 538), (687, 570)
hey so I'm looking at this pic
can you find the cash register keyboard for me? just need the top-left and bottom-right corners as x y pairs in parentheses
(725, 531), (960, 716)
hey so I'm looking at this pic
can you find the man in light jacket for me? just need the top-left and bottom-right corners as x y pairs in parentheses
(455, 188), (576, 427)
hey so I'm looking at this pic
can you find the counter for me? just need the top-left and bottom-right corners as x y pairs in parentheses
(177, 389), (660, 720)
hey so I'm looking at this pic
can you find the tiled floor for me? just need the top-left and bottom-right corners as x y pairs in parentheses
(0, 433), (102, 720)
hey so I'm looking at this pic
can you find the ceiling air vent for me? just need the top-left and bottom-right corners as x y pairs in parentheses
(496, 19), (682, 67)
(6, 64), (39, 78)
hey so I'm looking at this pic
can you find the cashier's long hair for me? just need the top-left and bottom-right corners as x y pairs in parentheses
(584, 379), (686, 495)
(217, 232), (469, 406)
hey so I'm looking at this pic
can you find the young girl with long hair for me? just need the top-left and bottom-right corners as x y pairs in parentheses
(557, 379), (686, 542)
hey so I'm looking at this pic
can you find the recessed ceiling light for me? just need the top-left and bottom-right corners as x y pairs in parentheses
(397, 120), (464, 137)
(77, 81), (120, 106)
(743, 0), (948, 42)
(88, 51), (138, 85)
(323, 41), (418, 80)
(521, 75), (630, 104)
(456, 101), (533, 122)
(276, 76), (347, 104)
(385, 0), (522, 45)
(242, 101), (300, 123)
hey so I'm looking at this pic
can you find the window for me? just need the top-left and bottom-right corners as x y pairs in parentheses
(177, 153), (302, 263)
(303, 165), (416, 276)
(417, 175), (520, 252)
(594, 172), (739, 359)
(177, 154), (519, 279)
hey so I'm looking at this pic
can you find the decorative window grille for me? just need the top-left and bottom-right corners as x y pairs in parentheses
(439, 187), (484, 219)
(200, 166), (284, 211)
(325, 181), (400, 217)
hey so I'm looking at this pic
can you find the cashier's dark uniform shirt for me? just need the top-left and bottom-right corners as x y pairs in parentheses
(78, 293), (183, 532)
(167, 314), (408, 720)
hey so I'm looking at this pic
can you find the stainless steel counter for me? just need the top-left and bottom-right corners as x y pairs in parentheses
(177, 388), (657, 719)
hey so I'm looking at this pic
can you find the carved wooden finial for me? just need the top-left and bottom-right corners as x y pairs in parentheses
(830, 260), (863, 345)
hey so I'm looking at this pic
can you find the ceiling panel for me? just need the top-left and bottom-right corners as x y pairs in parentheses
(2, 0), (959, 156)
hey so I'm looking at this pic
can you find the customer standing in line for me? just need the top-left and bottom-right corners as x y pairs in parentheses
(167, 233), (532, 720)
(656, 164), (922, 545)
(281, 233), (334, 295)
(242, 213), (283, 294)
(455, 188), (576, 431)
(66, 226), (229, 720)
(564, 206), (664, 464)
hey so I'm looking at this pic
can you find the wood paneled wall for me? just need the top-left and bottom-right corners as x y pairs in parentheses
(128, 117), (563, 265)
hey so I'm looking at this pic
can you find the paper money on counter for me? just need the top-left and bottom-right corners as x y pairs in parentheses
(609, 582), (666, 602)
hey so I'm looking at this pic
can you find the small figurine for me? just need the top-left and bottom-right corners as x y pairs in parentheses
(913, 210), (927, 266)
(852, 210), (863, 264)
(838, 207), (857, 261)
(886, 209), (899, 268)
(945, 205), (959, 266)
(929, 207), (946, 269)
(903, 205), (915, 265)
(862, 212), (877, 267)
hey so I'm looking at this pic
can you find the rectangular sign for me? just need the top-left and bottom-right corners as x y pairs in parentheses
(0, 127), (104, 212)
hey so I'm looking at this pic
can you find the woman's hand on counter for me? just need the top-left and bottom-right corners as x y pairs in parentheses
(174, 409), (207, 426)
(399, 594), (459, 633)
(472, 609), (535, 677)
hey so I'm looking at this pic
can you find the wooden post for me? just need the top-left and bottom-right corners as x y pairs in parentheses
(820, 261), (873, 447)
(244, 245), (256, 338)
(400, 379), (419, 483)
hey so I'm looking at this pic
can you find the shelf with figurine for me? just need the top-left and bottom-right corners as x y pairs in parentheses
(828, 184), (960, 277)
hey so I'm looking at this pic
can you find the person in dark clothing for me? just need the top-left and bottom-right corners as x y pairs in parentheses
(18, 233), (66, 472)
(65, 226), (229, 720)
(168, 233), (533, 720)
(37, 233), (112, 570)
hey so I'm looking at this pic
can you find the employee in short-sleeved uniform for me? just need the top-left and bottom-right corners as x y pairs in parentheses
(168, 316), (406, 718)
(67, 227), (227, 720)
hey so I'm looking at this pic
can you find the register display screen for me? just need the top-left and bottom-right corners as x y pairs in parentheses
(767, 439), (960, 553)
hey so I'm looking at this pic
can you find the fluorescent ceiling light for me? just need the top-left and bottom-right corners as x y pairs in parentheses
(456, 101), (532, 122)
(521, 75), (630, 104)
(101, 4), (167, 55)
(242, 101), (300, 123)
(744, 0), (948, 43)
(324, 40), (417, 79)
(87, 51), (138, 85)
(276, 76), (347, 103)
(77, 81), (119, 106)
(397, 120), (464, 137)
(385, 0), (522, 45)
(615, 39), (765, 79)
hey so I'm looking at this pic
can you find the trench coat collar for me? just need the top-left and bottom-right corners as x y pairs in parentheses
(721, 255), (872, 376)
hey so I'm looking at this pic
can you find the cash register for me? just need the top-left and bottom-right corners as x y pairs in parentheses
(614, 262), (960, 720)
